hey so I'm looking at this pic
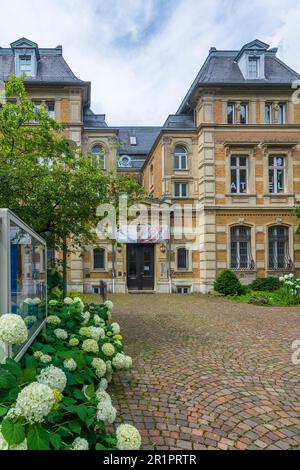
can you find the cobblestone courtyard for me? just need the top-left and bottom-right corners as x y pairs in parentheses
(88, 293), (300, 450)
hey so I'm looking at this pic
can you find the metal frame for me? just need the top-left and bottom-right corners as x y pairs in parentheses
(0, 209), (47, 361)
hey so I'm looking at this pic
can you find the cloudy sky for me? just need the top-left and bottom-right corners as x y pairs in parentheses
(1, 0), (300, 125)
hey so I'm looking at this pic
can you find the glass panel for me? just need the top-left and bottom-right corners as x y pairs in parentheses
(278, 104), (285, 124)
(230, 241), (238, 268)
(227, 104), (234, 124)
(178, 248), (188, 269)
(174, 155), (179, 169)
(181, 155), (187, 169)
(239, 169), (247, 193)
(269, 168), (275, 193)
(128, 248), (136, 276)
(10, 222), (46, 357)
(143, 249), (151, 275)
(181, 184), (187, 197)
(276, 169), (284, 192)
(231, 169), (237, 193)
(240, 104), (248, 124)
(174, 184), (180, 197)
(93, 249), (104, 269)
(265, 104), (272, 124)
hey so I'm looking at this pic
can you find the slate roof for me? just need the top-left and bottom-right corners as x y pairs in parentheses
(117, 127), (161, 155)
(163, 114), (195, 129)
(83, 108), (108, 128)
(177, 39), (300, 114)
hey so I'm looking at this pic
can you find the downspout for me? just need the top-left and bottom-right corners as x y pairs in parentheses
(168, 237), (172, 294)
(111, 241), (115, 294)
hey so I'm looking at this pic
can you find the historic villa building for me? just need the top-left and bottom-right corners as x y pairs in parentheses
(1, 37), (300, 293)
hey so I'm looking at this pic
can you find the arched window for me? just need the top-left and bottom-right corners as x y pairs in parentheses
(268, 226), (290, 270)
(93, 248), (105, 270)
(174, 146), (187, 170)
(91, 145), (105, 169)
(230, 226), (253, 270)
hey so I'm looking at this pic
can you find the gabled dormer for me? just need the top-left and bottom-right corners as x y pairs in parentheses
(10, 37), (40, 78)
(234, 39), (271, 80)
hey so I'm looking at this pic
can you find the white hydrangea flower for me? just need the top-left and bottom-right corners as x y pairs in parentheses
(95, 389), (111, 404)
(12, 382), (55, 423)
(116, 424), (142, 450)
(40, 354), (52, 364)
(46, 315), (61, 325)
(33, 350), (43, 359)
(63, 358), (77, 371)
(49, 299), (58, 306)
(114, 340), (123, 347)
(0, 428), (28, 450)
(110, 322), (120, 335)
(82, 339), (99, 353)
(0, 314), (28, 345)
(64, 297), (73, 305)
(106, 360), (112, 374)
(93, 314), (105, 327)
(104, 300), (113, 310)
(71, 437), (89, 450)
(96, 400), (116, 424)
(74, 297), (85, 312)
(279, 276), (284, 282)
(112, 353), (127, 370)
(102, 343), (115, 357)
(32, 297), (41, 305)
(54, 328), (68, 340)
(37, 365), (67, 392)
(91, 358), (106, 378)
(98, 378), (108, 391)
(81, 311), (90, 324)
(89, 326), (105, 341)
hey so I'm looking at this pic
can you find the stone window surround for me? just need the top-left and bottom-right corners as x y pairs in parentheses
(169, 140), (193, 172)
(91, 246), (108, 272)
(226, 221), (256, 271)
(265, 221), (294, 273)
(262, 147), (293, 196)
(225, 146), (256, 196)
(226, 101), (249, 125)
(88, 141), (108, 170)
(174, 244), (193, 273)
(264, 101), (287, 125)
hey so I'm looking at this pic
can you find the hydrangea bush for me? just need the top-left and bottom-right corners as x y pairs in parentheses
(0, 298), (141, 451)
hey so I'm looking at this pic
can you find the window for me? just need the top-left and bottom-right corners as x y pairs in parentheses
(93, 248), (105, 270)
(268, 226), (290, 270)
(265, 103), (272, 124)
(268, 156), (285, 193)
(174, 146), (187, 170)
(174, 182), (188, 198)
(278, 103), (286, 124)
(177, 286), (190, 294)
(177, 248), (189, 270)
(118, 155), (132, 168)
(230, 156), (248, 193)
(91, 145), (105, 169)
(227, 103), (235, 124)
(19, 55), (32, 76)
(150, 162), (154, 188)
(230, 226), (253, 270)
(240, 103), (248, 124)
(92, 285), (101, 294)
(46, 101), (55, 118)
(129, 136), (137, 145)
(248, 56), (259, 78)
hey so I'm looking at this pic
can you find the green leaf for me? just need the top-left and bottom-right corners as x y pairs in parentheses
(76, 405), (88, 422)
(68, 420), (81, 434)
(0, 406), (8, 417)
(0, 370), (17, 389)
(73, 389), (85, 400)
(73, 372), (84, 384)
(95, 443), (107, 450)
(3, 358), (22, 378)
(49, 432), (62, 450)
(18, 365), (37, 385)
(1, 419), (25, 446)
(27, 425), (50, 450)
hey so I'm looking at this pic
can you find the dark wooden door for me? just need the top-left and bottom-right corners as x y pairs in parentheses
(127, 244), (154, 290)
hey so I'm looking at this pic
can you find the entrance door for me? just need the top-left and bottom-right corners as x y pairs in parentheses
(127, 244), (155, 290)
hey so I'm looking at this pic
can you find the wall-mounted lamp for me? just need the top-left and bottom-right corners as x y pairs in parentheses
(160, 244), (166, 254)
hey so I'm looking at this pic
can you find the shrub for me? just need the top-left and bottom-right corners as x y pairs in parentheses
(214, 269), (244, 296)
(250, 276), (281, 292)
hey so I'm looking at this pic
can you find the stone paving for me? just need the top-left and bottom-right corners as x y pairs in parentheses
(91, 293), (300, 450)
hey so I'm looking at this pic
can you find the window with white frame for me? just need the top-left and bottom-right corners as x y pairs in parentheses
(46, 101), (55, 118)
(278, 103), (286, 124)
(150, 162), (154, 188)
(93, 248), (105, 270)
(268, 156), (285, 193)
(174, 145), (187, 170)
(177, 286), (190, 294)
(177, 247), (189, 270)
(230, 156), (248, 193)
(91, 145), (105, 169)
(230, 226), (253, 270)
(19, 55), (32, 76)
(174, 182), (188, 198)
(240, 103), (248, 124)
(265, 103), (272, 124)
(92, 285), (101, 294)
(268, 226), (290, 270)
(227, 103), (235, 124)
(248, 56), (259, 78)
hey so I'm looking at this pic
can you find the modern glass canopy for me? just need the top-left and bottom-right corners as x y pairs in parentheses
(0, 209), (47, 361)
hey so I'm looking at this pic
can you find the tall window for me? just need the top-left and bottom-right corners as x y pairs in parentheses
(150, 162), (154, 188)
(177, 248), (189, 270)
(230, 226), (253, 270)
(227, 103), (235, 124)
(240, 103), (248, 124)
(278, 103), (286, 124)
(230, 156), (248, 193)
(268, 156), (285, 193)
(268, 226), (290, 270)
(93, 248), (105, 270)
(46, 101), (55, 118)
(19, 55), (32, 76)
(174, 146), (187, 170)
(91, 145), (105, 169)
(174, 182), (188, 198)
(248, 56), (259, 78)
(265, 103), (272, 124)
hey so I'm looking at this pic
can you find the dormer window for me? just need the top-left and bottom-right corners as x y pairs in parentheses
(248, 56), (259, 78)
(130, 136), (137, 145)
(19, 55), (32, 75)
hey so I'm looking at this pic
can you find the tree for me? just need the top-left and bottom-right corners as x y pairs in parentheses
(0, 75), (145, 295)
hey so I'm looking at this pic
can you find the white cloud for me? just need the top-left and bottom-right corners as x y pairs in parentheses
(0, 0), (299, 125)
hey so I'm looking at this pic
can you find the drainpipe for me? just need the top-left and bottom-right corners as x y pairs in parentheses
(168, 237), (172, 294)
(111, 241), (115, 294)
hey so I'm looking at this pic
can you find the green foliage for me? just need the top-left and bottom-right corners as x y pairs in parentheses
(249, 276), (281, 292)
(0, 299), (126, 450)
(214, 269), (245, 296)
(229, 288), (300, 306)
